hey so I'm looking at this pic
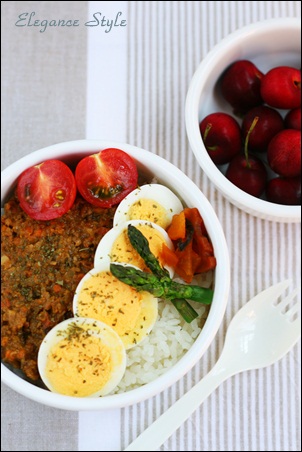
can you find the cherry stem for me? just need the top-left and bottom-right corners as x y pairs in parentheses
(244, 116), (259, 168)
(203, 123), (212, 142)
(203, 122), (218, 151)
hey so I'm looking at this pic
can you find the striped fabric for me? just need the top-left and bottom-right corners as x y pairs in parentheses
(122, 2), (301, 451)
(1, 1), (301, 451)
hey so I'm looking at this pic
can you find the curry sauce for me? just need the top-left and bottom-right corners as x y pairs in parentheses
(1, 193), (116, 381)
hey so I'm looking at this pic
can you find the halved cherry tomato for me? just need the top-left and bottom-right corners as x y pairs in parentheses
(16, 160), (77, 220)
(75, 148), (138, 208)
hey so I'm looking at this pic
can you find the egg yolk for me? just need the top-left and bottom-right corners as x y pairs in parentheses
(77, 271), (142, 336)
(110, 224), (166, 271)
(45, 334), (112, 397)
(127, 199), (169, 229)
(121, 293), (158, 349)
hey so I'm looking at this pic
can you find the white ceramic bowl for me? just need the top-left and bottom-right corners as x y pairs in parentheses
(185, 18), (301, 223)
(1, 140), (230, 410)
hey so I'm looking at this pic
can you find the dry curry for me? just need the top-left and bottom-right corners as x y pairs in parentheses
(1, 193), (116, 381)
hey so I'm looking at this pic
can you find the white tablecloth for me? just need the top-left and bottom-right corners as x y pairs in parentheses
(1, 2), (301, 451)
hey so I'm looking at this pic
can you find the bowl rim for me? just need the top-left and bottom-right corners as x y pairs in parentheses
(185, 17), (301, 223)
(1, 139), (230, 410)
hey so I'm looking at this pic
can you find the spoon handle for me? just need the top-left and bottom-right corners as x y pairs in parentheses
(124, 360), (233, 451)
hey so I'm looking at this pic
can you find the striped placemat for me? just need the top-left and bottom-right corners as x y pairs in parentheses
(1, 2), (301, 451)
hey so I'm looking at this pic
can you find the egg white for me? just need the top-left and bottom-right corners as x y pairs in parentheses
(113, 184), (183, 229)
(37, 317), (126, 397)
(94, 219), (175, 278)
(73, 263), (158, 350)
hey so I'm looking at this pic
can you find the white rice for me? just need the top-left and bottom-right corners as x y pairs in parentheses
(112, 271), (214, 393)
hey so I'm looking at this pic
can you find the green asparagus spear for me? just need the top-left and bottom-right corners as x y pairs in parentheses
(168, 280), (213, 304)
(109, 225), (214, 323)
(110, 264), (199, 322)
(127, 224), (170, 278)
(126, 225), (213, 303)
(110, 263), (213, 304)
(170, 299), (199, 323)
(110, 263), (166, 297)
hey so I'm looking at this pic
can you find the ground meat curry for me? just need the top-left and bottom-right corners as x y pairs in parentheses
(1, 193), (116, 381)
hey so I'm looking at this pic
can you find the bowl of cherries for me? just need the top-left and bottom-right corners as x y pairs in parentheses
(185, 18), (301, 222)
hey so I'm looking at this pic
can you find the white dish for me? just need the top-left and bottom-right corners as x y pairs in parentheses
(1, 139), (230, 410)
(185, 18), (301, 223)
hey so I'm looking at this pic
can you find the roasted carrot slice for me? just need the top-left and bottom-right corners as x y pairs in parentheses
(175, 242), (201, 283)
(168, 207), (216, 281)
(195, 255), (217, 273)
(160, 243), (179, 269)
(167, 210), (186, 240)
(183, 207), (207, 236)
(195, 235), (214, 256)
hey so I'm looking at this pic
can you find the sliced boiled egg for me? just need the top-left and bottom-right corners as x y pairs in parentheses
(94, 219), (175, 278)
(73, 263), (158, 349)
(113, 184), (183, 229)
(37, 317), (126, 397)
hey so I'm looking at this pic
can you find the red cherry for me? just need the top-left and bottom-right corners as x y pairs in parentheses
(284, 108), (301, 131)
(261, 66), (301, 109)
(225, 116), (267, 197)
(199, 112), (241, 165)
(267, 129), (301, 177)
(242, 106), (284, 153)
(220, 60), (264, 114)
(226, 154), (267, 197)
(266, 176), (301, 205)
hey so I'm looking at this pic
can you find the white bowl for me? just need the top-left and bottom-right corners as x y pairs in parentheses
(1, 140), (230, 410)
(185, 18), (301, 223)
